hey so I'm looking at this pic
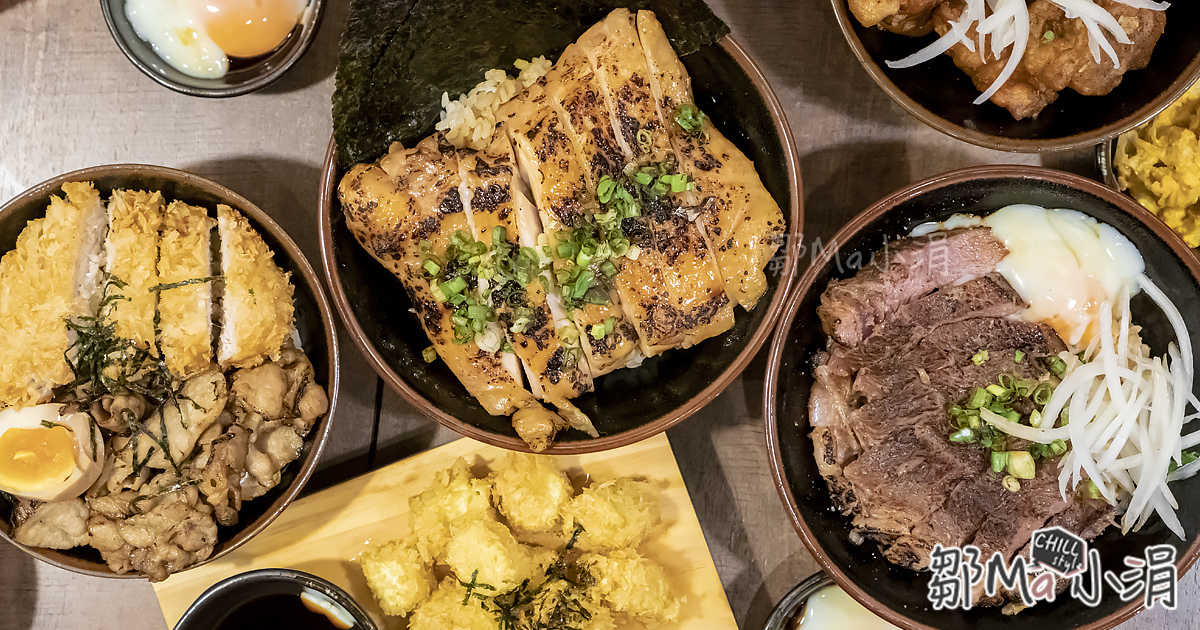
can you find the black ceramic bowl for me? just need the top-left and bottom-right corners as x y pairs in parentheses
(765, 165), (1200, 630)
(318, 36), (803, 454)
(832, 0), (1200, 152)
(0, 165), (340, 578)
(176, 569), (377, 630)
(100, 0), (325, 97)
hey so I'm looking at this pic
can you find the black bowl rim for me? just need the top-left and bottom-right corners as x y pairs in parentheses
(830, 0), (1200, 153)
(316, 34), (805, 455)
(762, 572), (836, 630)
(99, 0), (327, 98)
(763, 164), (1200, 630)
(0, 163), (341, 579)
(174, 568), (379, 630)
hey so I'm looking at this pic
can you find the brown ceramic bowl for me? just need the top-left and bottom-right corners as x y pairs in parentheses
(0, 164), (340, 578)
(765, 165), (1200, 629)
(318, 36), (802, 454)
(832, 0), (1200, 152)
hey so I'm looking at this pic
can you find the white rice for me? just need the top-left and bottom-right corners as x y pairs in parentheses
(436, 56), (552, 150)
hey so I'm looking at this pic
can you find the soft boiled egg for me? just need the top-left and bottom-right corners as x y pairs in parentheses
(912, 205), (1145, 346)
(125, 0), (309, 79)
(0, 405), (104, 502)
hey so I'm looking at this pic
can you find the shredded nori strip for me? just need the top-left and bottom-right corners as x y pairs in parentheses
(332, 0), (729, 168)
(148, 276), (216, 293)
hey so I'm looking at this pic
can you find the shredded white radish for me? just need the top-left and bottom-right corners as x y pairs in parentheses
(1017, 274), (1196, 540)
(883, 0), (1167, 105)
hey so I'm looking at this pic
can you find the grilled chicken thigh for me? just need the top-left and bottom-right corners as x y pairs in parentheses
(499, 79), (644, 376)
(637, 10), (786, 311)
(578, 9), (734, 354)
(457, 133), (599, 437)
(339, 135), (546, 421)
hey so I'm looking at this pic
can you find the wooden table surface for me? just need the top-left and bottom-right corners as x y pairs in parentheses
(0, 0), (1195, 629)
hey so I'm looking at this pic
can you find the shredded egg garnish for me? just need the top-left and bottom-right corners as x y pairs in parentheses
(0, 404), (104, 502)
(125, 0), (309, 80)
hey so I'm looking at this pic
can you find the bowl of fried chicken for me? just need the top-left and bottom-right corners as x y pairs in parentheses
(833, 0), (1200, 151)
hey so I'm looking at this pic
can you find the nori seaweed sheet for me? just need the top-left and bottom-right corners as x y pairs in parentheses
(332, 0), (730, 169)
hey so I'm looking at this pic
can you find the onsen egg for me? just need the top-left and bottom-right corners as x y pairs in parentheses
(189, 0), (309, 60)
(124, 0), (308, 79)
(126, 0), (229, 79)
(0, 404), (104, 502)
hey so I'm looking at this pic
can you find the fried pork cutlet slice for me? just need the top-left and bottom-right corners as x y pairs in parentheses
(933, 0), (1166, 120)
(216, 204), (294, 369)
(0, 182), (106, 407)
(106, 189), (164, 353)
(457, 133), (599, 438)
(578, 9), (735, 355)
(157, 200), (215, 378)
(637, 10), (786, 311)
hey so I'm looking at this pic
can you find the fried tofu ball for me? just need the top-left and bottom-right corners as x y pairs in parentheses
(408, 578), (500, 630)
(490, 453), (573, 536)
(562, 478), (661, 551)
(581, 548), (680, 622)
(408, 458), (496, 562)
(445, 519), (553, 593)
(359, 538), (436, 616)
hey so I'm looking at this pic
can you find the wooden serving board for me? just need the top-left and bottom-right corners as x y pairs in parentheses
(153, 432), (738, 630)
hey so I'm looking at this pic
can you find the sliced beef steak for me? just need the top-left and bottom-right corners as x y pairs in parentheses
(818, 228), (1008, 347)
(839, 274), (1024, 372)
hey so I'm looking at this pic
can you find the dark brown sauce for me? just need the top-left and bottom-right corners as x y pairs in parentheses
(214, 593), (353, 630)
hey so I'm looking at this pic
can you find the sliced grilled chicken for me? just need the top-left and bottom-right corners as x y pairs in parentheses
(0, 182), (106, 407)
(157, 200), (215, 378)
(576, 9), (735, 354)
(636, 9), (786, 311)
(106, 189), (164, 354)
(498, 81), (643, 376)
(339, 135), (552, 426)
(457, 132), (599, 437)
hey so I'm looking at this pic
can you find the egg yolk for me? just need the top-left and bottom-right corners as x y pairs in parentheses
(0, 426), (75, 491)
(191, 0), (305, 59)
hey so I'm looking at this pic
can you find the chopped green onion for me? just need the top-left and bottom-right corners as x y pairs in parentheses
(422, 260), (441, 276)
(466, 304), (490, 320)
(441, 276), (468, 297)
(1014, 350), (1025, 363)
(986, 384), (1007, 397)
(597, 176), (616, 203)
(1043, 30), (1055, 41)
(972, 349), (989, 365)
(991, 451), (1009, 473)
(1029, 409), (1044, 428)
(590, 323), (607, 340)
(966, 387), (993, 410)
(422, 346), (437, 363)
(673, 103), (704, 136)
(1046, 355), (1067, 378)
(635, 171), (654, 186)
(1032, 382), (1054, 406)
(1049, 439), (1068, 456)
(1168, 449), (1199, 474)
(1003, 475), (1021, 493)
(560, 323), (580, 346)
(637, 128), (652, 154)
(1084, 479), (1101, 499)
(1008, 451), (1036, 479)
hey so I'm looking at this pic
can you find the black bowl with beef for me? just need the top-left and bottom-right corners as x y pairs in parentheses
(765, 165), (1200, 630)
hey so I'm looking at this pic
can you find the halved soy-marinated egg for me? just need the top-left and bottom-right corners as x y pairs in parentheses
(125, 0), (309, 79)
(0, 405), (104, 502)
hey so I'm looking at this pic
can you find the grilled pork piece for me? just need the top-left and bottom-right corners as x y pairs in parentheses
(158, 200), (215, 378)
(340, 135), (567, 446)
(577, 9), (735, 354)
(457, 132), (599, 437)
(636, 10), (786, 311)
(0, 182), (106, 407)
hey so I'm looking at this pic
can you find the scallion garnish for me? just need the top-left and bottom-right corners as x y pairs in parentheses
(971, 349), (990, 365)
(422, 346), (437, 363)
(673, 103), (705, 136)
